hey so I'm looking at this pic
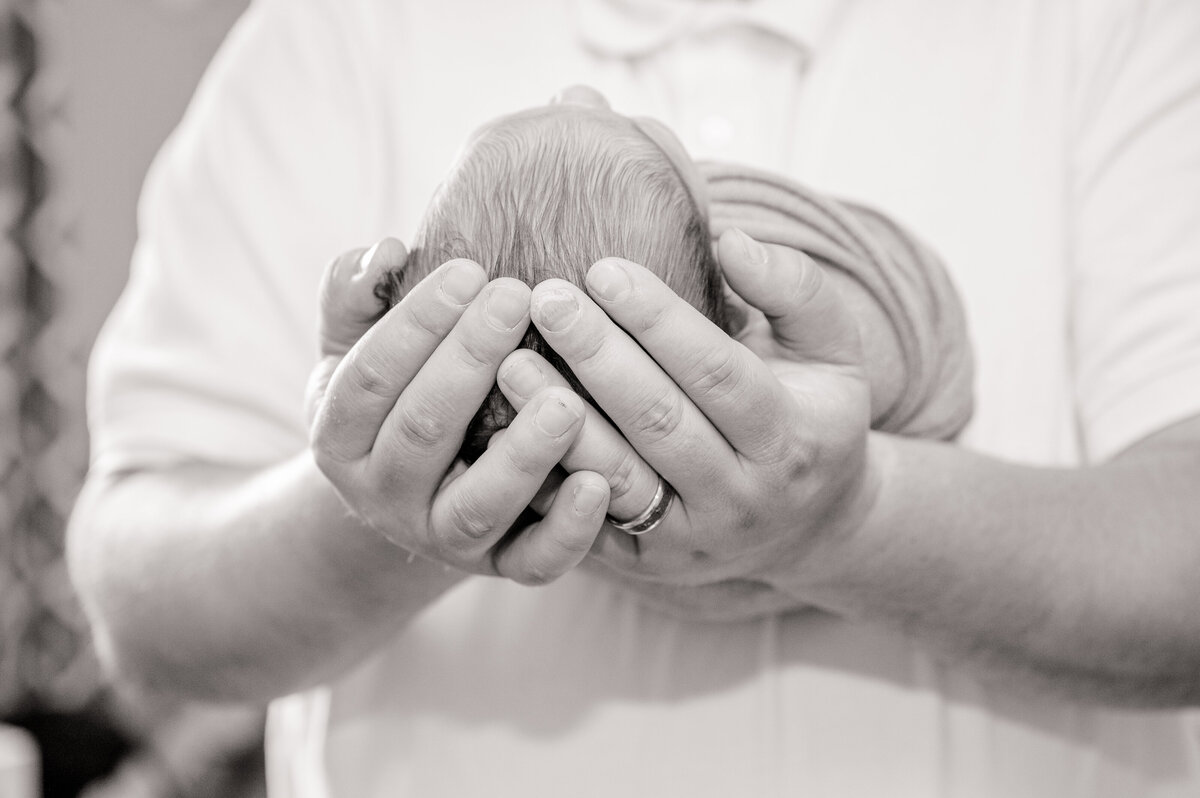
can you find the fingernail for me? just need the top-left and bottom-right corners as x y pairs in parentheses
(440, 261), (485, 305)
(501, 358), (545, 399)
(733, 228), (768, 266)
(586, 259), (632, 302)
(535, 397), (580, 436)
(532, 289), (580, 332)
(485, 285), (528, 330)
(572, 483), (607, 515)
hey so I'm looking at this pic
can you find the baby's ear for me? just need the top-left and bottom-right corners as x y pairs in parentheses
(318, 237), (408, 358)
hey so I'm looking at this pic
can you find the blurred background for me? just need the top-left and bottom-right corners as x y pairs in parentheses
(1, 1), (268, 795)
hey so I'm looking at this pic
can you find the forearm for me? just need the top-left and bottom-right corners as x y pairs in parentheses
(67, 454), (465, 703)
(776, 425), (1200, 706)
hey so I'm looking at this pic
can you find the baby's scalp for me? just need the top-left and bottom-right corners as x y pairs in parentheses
(379, 103), (724, 458)
(408, 105), (716, 300)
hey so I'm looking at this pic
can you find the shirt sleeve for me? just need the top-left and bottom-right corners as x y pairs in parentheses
(87, 0), (396, 474)
(1070, 0), (1200, 463)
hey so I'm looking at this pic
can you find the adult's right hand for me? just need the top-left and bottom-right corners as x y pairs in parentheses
(503, 232), (874, 594)
(306, 239), (612, 585)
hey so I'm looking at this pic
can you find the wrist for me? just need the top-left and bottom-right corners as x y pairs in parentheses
(299, 452), (469, 596)
(759, 431), (894, 605)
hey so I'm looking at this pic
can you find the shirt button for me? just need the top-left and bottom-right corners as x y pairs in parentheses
(698, 114), (735, 148)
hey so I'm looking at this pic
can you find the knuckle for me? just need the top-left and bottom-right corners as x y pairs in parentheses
(781, 257), (825, 314)
(682, 346), (746, 403)
(513, 539), (588, 587)
(512, 560), (557, 587)
(400, 294), (449, 338)
(500, 439), (548, 479)
(344, 351), (395, 400)
(774, 417), (817, 477)
(781, 435), (815, 478)
(630, 298), (671, 337)
(710, 476), (762, 533)
(450, 332), (498, 373)
(742, 438), (805, 491)
(562, 325), (607, 368)
(444, 492), (496, 542)
(748, 395), (812, 473)
(394, 401), (449, 449)
(604, 449), (643, 504)
(627, 387), (685, 442)
(552, 522), (598, 561)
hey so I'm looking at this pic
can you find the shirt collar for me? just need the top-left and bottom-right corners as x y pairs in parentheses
(573, 0), (845, 60)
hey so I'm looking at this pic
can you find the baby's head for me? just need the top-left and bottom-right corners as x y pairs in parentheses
(377, 102), (724, 459)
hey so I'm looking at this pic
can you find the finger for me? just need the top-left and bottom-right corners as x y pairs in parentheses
(375, 277), (532, 482)
(496, 349), (662, 523)
(529, 279), (736, 485)
(309, 241), (407, 426)
(492, 357), (640, 567)
(318, 237), (408, 357)
(486, 428), (569, 514)
(721, 278), (753, 339)
(516, 464), (640, 569)
(573, 258), (804, 459)
(492, 470), (609, 586)
(480, 386), (568, 517)
(717, 228), (861, 366)
(430, 388), (586, 565)
(305, 357), (340, 429)
(526, 467), (566, 518)
(314, 258), (487, 463)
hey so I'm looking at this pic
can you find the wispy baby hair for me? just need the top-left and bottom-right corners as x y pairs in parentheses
(377, 105), (723, 459)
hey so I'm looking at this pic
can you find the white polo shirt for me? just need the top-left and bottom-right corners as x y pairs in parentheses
(88, 0), (1200, 795)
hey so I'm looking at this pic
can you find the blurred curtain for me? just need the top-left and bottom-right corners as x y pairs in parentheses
(2, 3), (266, 795)
(1, 0), (100, 721)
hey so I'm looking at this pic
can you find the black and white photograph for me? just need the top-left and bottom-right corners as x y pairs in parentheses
(1, 1), (1199, 796)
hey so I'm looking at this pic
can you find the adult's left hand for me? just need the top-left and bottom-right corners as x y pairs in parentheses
(500, 228), (881, 597)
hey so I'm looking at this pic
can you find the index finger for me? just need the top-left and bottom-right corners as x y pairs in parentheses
(581, 257), (801, 458)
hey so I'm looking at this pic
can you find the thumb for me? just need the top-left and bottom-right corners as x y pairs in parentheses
(717, 228), (860, 366)
(308, 237), (407, 428)
(318, 237), (408, 358)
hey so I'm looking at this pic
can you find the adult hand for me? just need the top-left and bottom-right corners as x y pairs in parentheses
(503, 228), (879, 598)
(307, 239), (611, 585)
(493, 343), (811, 620)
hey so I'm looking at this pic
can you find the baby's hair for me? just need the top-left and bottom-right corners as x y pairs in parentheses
(377, 107), (724, 459)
